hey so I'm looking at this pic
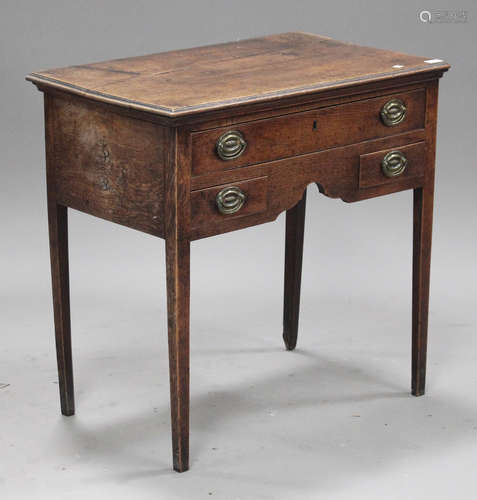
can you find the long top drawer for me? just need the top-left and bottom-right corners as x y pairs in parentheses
(191, 89), (426, 176)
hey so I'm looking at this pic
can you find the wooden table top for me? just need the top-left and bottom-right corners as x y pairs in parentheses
(27, 32), (448, 118)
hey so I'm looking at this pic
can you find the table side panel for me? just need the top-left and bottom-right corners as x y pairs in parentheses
(46, 94), (168, 237)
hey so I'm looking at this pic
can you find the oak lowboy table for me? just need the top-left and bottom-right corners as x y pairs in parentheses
(27, 32), (449, 472)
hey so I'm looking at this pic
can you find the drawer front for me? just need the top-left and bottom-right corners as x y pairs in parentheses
(359, 142), (426, 189)
(192, 89), (426, 176)
(190, 176), (268, 229)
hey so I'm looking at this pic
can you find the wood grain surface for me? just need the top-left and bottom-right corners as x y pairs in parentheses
(30, 33), (449, 473)
(359, 141), (426, 189)
(283, 191), (307, 351)
(190, 177), (268, 230)
(46, 93), (168, 237)
(27, 32), (449, 118)
(191, 88), (426, 175)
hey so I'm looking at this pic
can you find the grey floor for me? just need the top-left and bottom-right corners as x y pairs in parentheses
(2, 184), (477, 500)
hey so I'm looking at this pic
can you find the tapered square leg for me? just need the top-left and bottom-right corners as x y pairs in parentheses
(47, 201), (75, 416)
(165, 236), (190, 472)
(412, 186), (434, 396)
(283, 190), (307, 350)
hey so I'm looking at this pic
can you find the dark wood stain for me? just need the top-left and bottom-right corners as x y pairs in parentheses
(359, 141), (426, 189)
(164, 128), (191, 472)
(412, 81), (439, 397)
(45, 95), (74, 417)
(283, 190), (307, 351)
(190, 177), (268, 230)
(191, 89), (426, 176)
(27, 33), (449, 472)
(26, 32), (449, 118)
(47, 93), (167, 237)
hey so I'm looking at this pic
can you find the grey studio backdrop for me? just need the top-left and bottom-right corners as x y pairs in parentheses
(1, 1), (476, 499)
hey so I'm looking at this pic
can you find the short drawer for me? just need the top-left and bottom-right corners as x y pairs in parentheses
(191, 89), (426, 176)
(190, 176), (268, 229)
(359, 141), (426, 189)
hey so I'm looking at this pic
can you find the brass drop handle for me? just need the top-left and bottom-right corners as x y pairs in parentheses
(380, 98), (407, 126)
(216, 130), (247, 160)
(381, 150), (408, 178)
(216, 186), (247, 215)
